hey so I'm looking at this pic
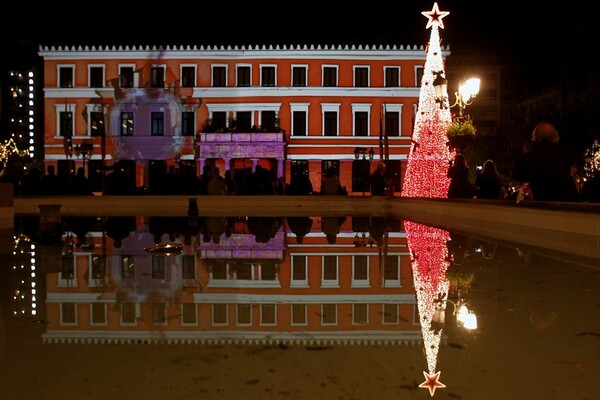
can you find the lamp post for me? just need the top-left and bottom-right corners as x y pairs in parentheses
(432, 71), (480, 119)
(74, 141), (94, 175)
(432, 295), (478, 331)
(354, 147), (375, 196)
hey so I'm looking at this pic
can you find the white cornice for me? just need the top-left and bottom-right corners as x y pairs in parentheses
(38, 43), (450, 60)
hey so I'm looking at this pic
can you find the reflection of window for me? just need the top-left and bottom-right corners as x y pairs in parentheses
(182, 303), (197, 325)
(152, 257), (165, 279)
(382, 304), (399, 324)
(182, 255), (196, 279)
(121, 112), (134, 136)
(353, 303), (368, 324)
(91, 255), (106, 279)
(291, 255), (308, 287)
(322, 255), (338, 287)
(212, 304), (227, 325)
(121, 255), (135, 279)
(237, 304), (252, 325)
(352, 255), (369, 285)
(261, 262), (278, 280)
(321, 304), (337, 325)
(91, 303), (107, 325)
(152, 303), (167, 325)
(121, 303), (137, 325)
(260, 304), (276, 325)
(384, 255), (400, 286)
(291, 304), (307, 325)
(60, 303), (76, 324)
(151, 112), (164, 136)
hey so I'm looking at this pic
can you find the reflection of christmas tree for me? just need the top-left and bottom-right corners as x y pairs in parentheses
(401, 2), (453, 199)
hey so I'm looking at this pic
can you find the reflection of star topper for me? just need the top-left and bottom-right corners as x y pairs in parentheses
(422, 2), (450, 29)
(419, 370), (446, 397)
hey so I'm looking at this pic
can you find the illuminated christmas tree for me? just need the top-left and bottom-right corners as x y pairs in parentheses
(401, 2), (453, 198)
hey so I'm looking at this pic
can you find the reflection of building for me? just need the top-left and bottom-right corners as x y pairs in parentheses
(40, 216), (421, 344)
(38, 44), (449, 194)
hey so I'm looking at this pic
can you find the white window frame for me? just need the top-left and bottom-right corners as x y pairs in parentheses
(236, 304), (252, 326)
(382, 103), (404, 137)
(321, 303), (337, 326)
(351, 254), (370, 288)
(353, 65), (370, 87)
(321, 64), (338, 87)
(180, 64), (197, 87)
(212, 303), (228, 326)
(120, 302), (140, 326)
(382, 303), (400, 325)
(383, 254), (402, 288)
(118, 64), (138, 87)
(384, 66), (401, 87)
(290, 254), (309, 288)
(291, 304), (307, 326)
(181, 303), (198, 326)
(211, 64), (228, 87)
(290, 103), (309, 137)
(57, 64), (75, 88)
(150, 64), (167, 88)
(85, 103), (107, 138)
(352, 303), (369, 325)
(260, 64), (277, 87)
(351, 103), (372, 137)
(235, 63), (252, 87)
(259, 304), (277, 326)
(90, 303), (108, 326)
(291, 64), (308, 86)
(414, 65), (425, 87)
(55, 103), (77, 138)
(60, 303), (77, 326)
(87, 64), (105, 88)
(321, 255), (339, 288)
(321, 103), (340, 136)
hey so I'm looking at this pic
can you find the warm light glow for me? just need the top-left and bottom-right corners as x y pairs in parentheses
(458, 78), (480, 104)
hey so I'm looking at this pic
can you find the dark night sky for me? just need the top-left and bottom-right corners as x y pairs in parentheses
(2, 1), (596, 92)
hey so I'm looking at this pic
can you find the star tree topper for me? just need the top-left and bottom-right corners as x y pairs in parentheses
(422, 2), (450, 29)
(419, 370), (446, 397)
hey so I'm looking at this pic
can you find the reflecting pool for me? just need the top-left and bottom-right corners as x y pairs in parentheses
(1, 214), (598, 399)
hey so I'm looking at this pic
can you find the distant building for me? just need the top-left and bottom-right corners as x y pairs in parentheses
(37, 43), (449, 194)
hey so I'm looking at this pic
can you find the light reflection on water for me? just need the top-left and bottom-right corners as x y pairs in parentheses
(2, 214), (598, 399)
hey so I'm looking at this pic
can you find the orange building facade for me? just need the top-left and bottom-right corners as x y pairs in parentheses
(38, 44), (449, 194)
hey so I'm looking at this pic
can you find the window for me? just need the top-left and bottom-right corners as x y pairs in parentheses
(59, 66), (74, 88)
(89, 66), (104, 88)
(352, 159), (370, 193)
(323, 66), (337, 87)
(291, 304), (307, 325)
(120, 66), (134, 88)
(260, 304), (276, 325)
(291, 160), (309, 180)
(354, 111), (368, 136)
(383, 304), (399, 324)
(121, 256), (135, 279)
(292, 65), (307, 87)
(324, 111), (337, 136)
(121, 112), (134, 136)
(60, 303), (76, 325)
(151, 66), (165, 88)
(237, 65), (251, 87)
(322, 160), (339, 178)
(353, 255), (369, 284)
(181, 303), (197, 325)
(415, 66), (424, 87)
(91, 255), (106, 279)
(322, 255), (338, 287)
(152, 303), (167, 325)
(151, 112), (164, 136)
(321, 304), (337, 325)
(59, 112), (73, 137)
(292, 111), (307, 136)
(261, 110), (276, 131)
(385, 67), (400, 87)
(385, 111), (400, 137)
(261, 261), (278, 281)
(212, 303), (228, 325)
(180, 66), (196, 87)
(121, 303), (137, 324)
(384, 255), (401, 287)
(236, 111), (252, 132)
(152, 256), (165, 278)
(354, 67), (369, 87)
(261, 65), (276, 87)
(90, 112), (105, 137)
(212, 111), (227, 130)
(212, 66), (227, 87)
(91, 303), (107, 325)
(353, 304), (369, 324)
(291, 255), (308, 287)
(182, 111), (195, 136)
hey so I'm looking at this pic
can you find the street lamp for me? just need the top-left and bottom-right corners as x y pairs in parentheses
(354, 147), (375, 197)
(74, 141), (94, 174)
(432, 71), (480, 119)
(432, 296), (478, 331)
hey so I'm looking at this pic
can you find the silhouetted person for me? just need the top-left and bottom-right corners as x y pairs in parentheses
(476, 159), (503, 199)
(513, 121), (580, 202)
(448, 154), (477, 198)
(70, 167), (93, 195)
(40, 165), (63, 195)
(286, 173), (314, 195)
(370, 163), (386, 196)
